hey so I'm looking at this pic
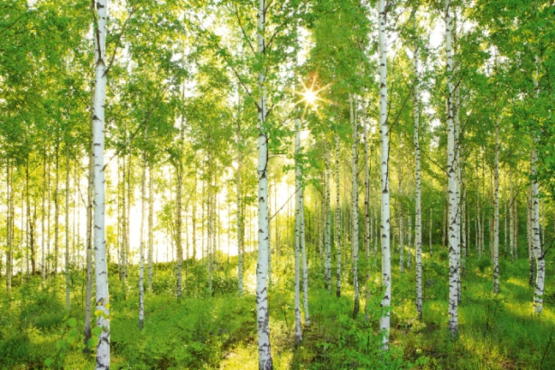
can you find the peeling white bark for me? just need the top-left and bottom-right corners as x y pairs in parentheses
(92, 0), (110, 366)
(256, 0), (272, 366)
(445, 0), (459, 339)
(378, 0), (391, 349)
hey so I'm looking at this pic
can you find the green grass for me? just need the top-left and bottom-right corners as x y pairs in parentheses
(0, 246), (554, 369)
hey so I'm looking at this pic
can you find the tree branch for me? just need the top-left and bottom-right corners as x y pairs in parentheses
(104, 3), (139, 76)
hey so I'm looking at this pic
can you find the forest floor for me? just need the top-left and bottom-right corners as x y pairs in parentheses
(1, 246), (554, 369)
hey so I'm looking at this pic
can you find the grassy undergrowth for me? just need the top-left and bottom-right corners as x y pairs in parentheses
(0, 246), (554, 369)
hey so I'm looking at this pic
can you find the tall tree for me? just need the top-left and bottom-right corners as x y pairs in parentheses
(92, 0), (111, 367)
(378, 0), (391, 349)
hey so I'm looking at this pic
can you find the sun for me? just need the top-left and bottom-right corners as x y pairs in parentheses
(303, 88), (317, 105)
(293, 77), (331, 110)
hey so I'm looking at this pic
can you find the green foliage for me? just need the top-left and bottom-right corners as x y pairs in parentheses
(477, 256), (493, 273)
(45, 316), (84, 369)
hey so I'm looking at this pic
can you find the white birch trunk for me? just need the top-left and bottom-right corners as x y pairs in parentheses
(531, 149), (545, 313)
(528, 194), (535, 286)
(454, 12), (462, 305)
(92, 0), (110, 365)
(414, 39), (422, 313)
(350, 94), (360, 318)
(532, 57), (545, 313)
(138, 155), (146, 329)
(301, 197), (310, 325)
(84, 130), (94, 348)
(445, 0), (459, 338)
(378, 0), (391, 349)
(236, 115), (243, 296)
(364, 109), (372, 319)
(148, 164), (154, 291)
(294, 118), (302, 344)
(256, 0), (272, 366)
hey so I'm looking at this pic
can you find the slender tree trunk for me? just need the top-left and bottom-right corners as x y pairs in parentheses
(350, 94), (360, 318)
(126, 153), (132, 289)
(42, 155), (47, 288)
(532, 58), (545, 313)
(442, 204), (447, 248)
(208, 168), (213, 295)
(493, 119), (500, 294)
(528, 194), (535, 286)
(138, 154), (146, 329)
(256, 0), (273, 365)
(176, 117), (185, 298)
(454, 15), (462, 304)
(73, 163), (78, 268)
(54, 146), (60, 276)
(531, 149), (545, 313)
(504, 199), (507, 259)
(236, 115), (243, 296)
(399, 171), (404, 274)
(175, 162), (183, 298)
(192, 181), (197, 261)
(477, 189), (482, 257)
(514, 195), (518, 259)
(27, 159), (35, 279)
(84, 137), (94, 349)
(6, 160), (12, 293)
(335, 135), (342, 298)
(324, 153), (331, 292)
(301, 197), (310, 325)
(148, 164), (154, 291)
(65, 148), (71, 309)
(407, 215), (412, 269)
(509, 171), (515, 262)
(364, 108), (372, 318)
(445, 0), (459, 339)
(461, 184), (467, 276)
(121, 154), (127, 293)
(378, 0), (391, 349)
(21, 188), (25, 286)
(92, 0), (110, 365)
(294, 118), (303, 345)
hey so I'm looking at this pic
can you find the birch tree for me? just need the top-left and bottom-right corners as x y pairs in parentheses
(294, 118), (302, 344)
(493, 117), (500, 294)
(255, 0), (272, 366)
(378, 0), (391, 349)
(414, 29), (423, 313)
(350, 94), (360, 318)
(92, 0), (111, 366)
(445, 0), (459, 338)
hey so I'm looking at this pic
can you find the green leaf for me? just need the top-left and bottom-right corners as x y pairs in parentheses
(87, 337), (97, 349)
(92, 326), (103, 337)
(45, 358), (53, 367)
(67, 318), (77, 328)
(56, 339), (65, 350)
